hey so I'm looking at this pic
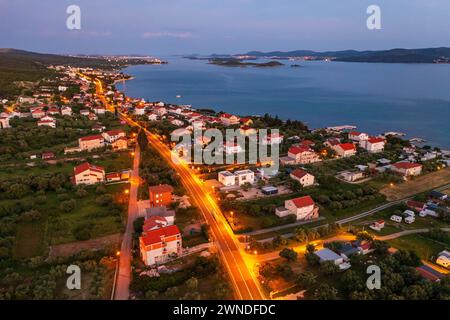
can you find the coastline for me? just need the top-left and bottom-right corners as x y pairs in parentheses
(116, 61), (450, 149)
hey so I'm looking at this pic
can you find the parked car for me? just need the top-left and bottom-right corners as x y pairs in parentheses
(390, 215), (402, 223)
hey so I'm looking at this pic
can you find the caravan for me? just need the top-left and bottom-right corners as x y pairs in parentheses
(390, 215), (402, 223)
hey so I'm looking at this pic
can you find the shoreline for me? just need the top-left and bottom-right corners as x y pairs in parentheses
(116, 63), (450, 149)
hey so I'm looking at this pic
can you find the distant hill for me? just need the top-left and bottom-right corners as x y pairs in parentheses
(0, 48), (138, 97)
(244, 47), (450, 63)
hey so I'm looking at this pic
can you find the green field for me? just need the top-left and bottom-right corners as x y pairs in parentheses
(387, 234), (447, 260)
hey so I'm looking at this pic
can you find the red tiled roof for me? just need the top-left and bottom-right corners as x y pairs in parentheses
(105, 129), (125, 136)
(392, 162), (422, 170)
(106, 172), (120, 179)
(74, 162), (105, 175)
(368, 137), (385, 144)
(406, 200), (425, 210)
(141, 225), (180, 246)
(79, 134), (103, 142)
(338, 143), (356, 151)
(291, 195), (315, 208)
(143, 216), (168, 232)
(349, 131), (362, 136)
(220, 113), (234, 118)
(300, 140), (315, 146)
(148, 184), (174, 194)
(288, 145), (310, 155)
(291, 169), (309, 179)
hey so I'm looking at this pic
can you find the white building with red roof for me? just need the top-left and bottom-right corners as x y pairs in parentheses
(348, 131), (369, 142)
(73, 162), (105, 185)
(37, 117), (56, 128)
(78, 134), (105, 151)
(220, 113), (240, 126)
(31, 108), (46, 119)
(332, 143), (357, 158)
(0, 117), (10, 129)
(261, 132), (284, 145)
(391, 162), (423, 177)
(139, 225), (182, 266)
(275, 195), (319, 220)
(360, 137), (385, 153)
(102, 129), (126, 143)
(290, 169), (315, 187)
(61, 106), (72, 116)
(282, 146), (321, 165)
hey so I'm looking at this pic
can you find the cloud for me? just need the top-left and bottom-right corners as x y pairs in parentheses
(142, 31), (196, 39)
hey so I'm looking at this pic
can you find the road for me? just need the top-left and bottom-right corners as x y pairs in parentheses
(88, 76), (265, 300)
(114, 143), (140, 300)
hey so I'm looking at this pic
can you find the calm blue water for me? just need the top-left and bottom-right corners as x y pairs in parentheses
(118, 57), (450, 148)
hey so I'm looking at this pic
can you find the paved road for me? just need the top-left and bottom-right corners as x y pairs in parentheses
(377, 227), (450, 241)
(114, 144), (140, 300)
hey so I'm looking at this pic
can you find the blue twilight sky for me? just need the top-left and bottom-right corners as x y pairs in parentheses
(0, 0), (449, 55)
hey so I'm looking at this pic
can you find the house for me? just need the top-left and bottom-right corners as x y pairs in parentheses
(31, 109), (46, 119)
(332, 143), (357, 158)
(148, 184), (174, 208)
(406, 200), (426, 212)
(41, 152), (55, 160)
(324, 138), (341, 148)
(262, 132), (284, 145)
(93, 106), (106, 115)
(153, 106), (167, 116)
(234, 170), (255, 186)
(340, 171), (364, 182)
(80, 109), (90, 116)
(0, 117), (10, 129)
(92, 124), (106, 132)
(314, 248), (344, 265)
(290, 169), (315, 187)
(348, 131), (369, 142)
(360, 137), (385, 153)
(145, 206), (176, 224)
(134, 105), (146, 115)
(111, 137), (128, 150)
(370, 220), (385, 231)
(147, 113), (158, 121)
(275, 195), (319, 220)
(220, 113), (240, 126)
(282, 146), (321, 165)
(240, 117), (253, 126)
(391, 162), (423, 177)
(171, 128), (192, 139)
(102, 129), (126, 143)
(139, 225), (182, 266)
(436, 250), (450, 268)
(73, 162), (105, 185)
(37, 118), (56, 128)
(143, 216), (171, 232)
(79, 134), (105, 151)
(223, 142), (243, 154)
(261, 186), (279, 195)
(240, 125), (256, 136)
(88, 113), (98, 121)
(58, 85), (68, 92)
(170, 119), (184, 127)
(218, 171), (236, 186)
(47, 107), (60, 115)
(61, 106), (72, 116)
(106, 172), (121, 182)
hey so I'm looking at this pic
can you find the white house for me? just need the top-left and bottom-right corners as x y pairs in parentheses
(261, 132), (284, 145)
(61, 106), (72, 116)
(290, 169), (315, 187)
(73, 162), (105, 185)
(102, 129), (126, 143)
(275, 195), (319, 220)
(234, 170), (255, 186)
(0, 117), (10, 129)
(348, 131), (369, 142)
(37, 117), (56, 128)
(139, 225), (182, 266)
(332, 143), (357, 158)
(220, 113), (240, 126)
(218, 171), (236, 186)
(391, 162), (423, 177)
(360, 137), (385, 153)
(147, 113), (158, 121)
(436, 250), (450, 268)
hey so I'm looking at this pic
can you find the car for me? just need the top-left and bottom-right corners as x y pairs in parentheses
(405, 216), (415, 224)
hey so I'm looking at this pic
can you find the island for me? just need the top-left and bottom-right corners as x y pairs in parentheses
(208, 58), (284, 68)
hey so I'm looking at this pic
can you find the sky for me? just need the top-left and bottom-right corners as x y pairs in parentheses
(0, 0), (449, 56)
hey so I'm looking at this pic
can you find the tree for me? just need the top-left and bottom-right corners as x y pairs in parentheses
(279, 248), (298, 262)
(306, 243), (316, 254)
(356, 231), (373, 241)
(341, 270), (365, 293)
(185, 277), (198, 290)
(314, 284), (338, 300)
(320, 261), (339, 275)
(296, 272), (317, 288)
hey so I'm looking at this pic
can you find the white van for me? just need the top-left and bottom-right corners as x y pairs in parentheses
(390, 215), (402, 223)
(404, 216), (415, 224)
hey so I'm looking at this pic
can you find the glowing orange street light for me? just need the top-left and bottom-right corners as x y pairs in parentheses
(390, 182), (394, 187)
(124, 189), (129, 195)
(230, 211), (234, 217)
(116, 251), (121, 257)
(131, 152), (135, 156)
(253, 250), (258, 255)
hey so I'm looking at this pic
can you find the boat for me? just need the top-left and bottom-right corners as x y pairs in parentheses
(176, 95), (182, 98)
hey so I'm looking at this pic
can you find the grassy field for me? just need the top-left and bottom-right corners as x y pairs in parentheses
(387, 234), (447, 260)
(380, 167), (450, 201)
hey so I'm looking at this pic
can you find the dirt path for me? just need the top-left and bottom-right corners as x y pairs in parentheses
(380, 167), (450, 201)
(48, 233), (122, 259)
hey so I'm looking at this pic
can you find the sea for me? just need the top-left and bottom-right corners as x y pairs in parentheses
(117, 57), (450, 148)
